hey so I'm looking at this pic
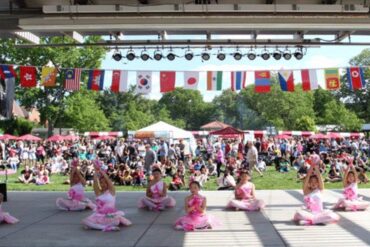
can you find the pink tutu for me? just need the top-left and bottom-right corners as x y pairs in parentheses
(227, 183), (265, 211)
(138, 181), (176, 211)
(174, 195), (221, 231)
(293, 189), (339, 225)
(56, 183), (96, 211)
(82, 191), (131, 231)
(0, 205), (19, 224)
(333, 183), (369, 211)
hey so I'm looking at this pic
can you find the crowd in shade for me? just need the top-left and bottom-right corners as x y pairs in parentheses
(0, 134), (369, 189)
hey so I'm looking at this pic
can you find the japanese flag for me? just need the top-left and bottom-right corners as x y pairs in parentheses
(184, 71), (199, 90)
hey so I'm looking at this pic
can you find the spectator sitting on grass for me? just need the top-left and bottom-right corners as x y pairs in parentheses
(121, 170), (133, 186)
(132, 167), (145, 186)
(35, 171), (50, 185)
(297, 162), (309, 181)
(217, 169), (236, 190)
(18, 165), (35, 184)
(169, 172), (183, 191)
(325, 164), (342, 183)
(257, 158), (266, 173)
(358, 167), (369, 184)
(279, 157), (290, 173)
(206, 158), (217, 176)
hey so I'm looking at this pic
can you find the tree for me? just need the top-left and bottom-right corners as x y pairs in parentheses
(0, 37), (106, 136)
(63, 90), (110, 132)
(240, 82), (315, 130)
(294, 116), (316, 131)
(321, 101), (363, 131)
(313, 88), (337, 124)
(158, 88), (214, 129)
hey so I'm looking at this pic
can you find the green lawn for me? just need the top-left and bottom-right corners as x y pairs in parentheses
(5, 166), (370, 191)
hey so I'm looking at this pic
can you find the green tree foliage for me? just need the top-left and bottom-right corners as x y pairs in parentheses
(63, 90), (110, 132)
(0, 37), (106, 136)
(313, 88), (337, 124)
(0, 118), (34, 136)
(240, 82), (315, 130)
(158, 88), (214, 129)
(294, 116), (316, 131)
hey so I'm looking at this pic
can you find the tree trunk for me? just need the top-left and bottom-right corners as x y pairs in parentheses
(47, 121), (53, 137)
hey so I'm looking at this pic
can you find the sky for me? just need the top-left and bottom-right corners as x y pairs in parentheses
(100, 35), (369, 102)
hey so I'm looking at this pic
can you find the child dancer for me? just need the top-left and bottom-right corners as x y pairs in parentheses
(293, 154), (340, 225)
(56, 160), (96, 211)
(0, 193), (19, 224)
(174, 181), (220, 231)
(227, 171), (265, 211)
(333, 160), (369, 211)
(82, 160), (132, 231)
(138, 168), (176, 211)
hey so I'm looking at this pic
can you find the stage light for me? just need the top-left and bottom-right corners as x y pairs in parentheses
(140, 49), (150, 61)
(261, 49), (270, 60)
(217, 52), (225, 61)
(283, 49), (292, 60)
(233, 50), (243, 60)
(153, 50), (163, 61)
(126, 49), (136, 61)
(273, 49), (282, 60)
(166, 51), (176, 61)
(112, 49), (122, 61)
(294, 48), (303, 60)
(185, 49), (193, 61)
(247, 49), (256, 60)
(201, 51), (210, 61)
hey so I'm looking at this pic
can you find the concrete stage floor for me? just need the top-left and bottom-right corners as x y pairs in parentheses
(1, 189), (370, 247)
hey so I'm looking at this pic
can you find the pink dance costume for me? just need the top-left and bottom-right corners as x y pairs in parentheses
(333, 183), (369, 211)
(82, 191), (132, 231)
(0, 204), (19, 224)
(138, 181), (176, 211)
(56, 183), (96, 211)
(174, 195), (221, 231)
(293, 189), (339, 225)
(227, 182), (265, 211)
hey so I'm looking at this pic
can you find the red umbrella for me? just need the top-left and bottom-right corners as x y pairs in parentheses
(94, 136), (115, 141)
(18, 134), (42, 142)
(47, 135), (65, 142)
(275, 134), (291, 139)
(327, 132), (342, 139)
(310, 133), (329, 139)
(0, 134), (18, 140)
(63, 135), (79, 141)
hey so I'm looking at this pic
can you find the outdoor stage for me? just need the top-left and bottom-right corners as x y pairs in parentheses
(1, 190), (370, 247)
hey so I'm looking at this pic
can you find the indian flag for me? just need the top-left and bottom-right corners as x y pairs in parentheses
(207, 71), (223, 91)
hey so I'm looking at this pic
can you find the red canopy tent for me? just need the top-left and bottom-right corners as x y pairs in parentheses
(310, 133), (329, 139)
(18, 134), (42, 142)
(327, 132), (342, 139)
(275, 134), (291, 139)
(63, 135), (79, 141)
(0, 134), (18, 141)
(210, 127), (244, 139)
(47, 135), (65, 142)
(94, 135), (115, 141)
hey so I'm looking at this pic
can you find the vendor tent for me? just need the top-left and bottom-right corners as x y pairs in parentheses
(210, 127), (244, 139)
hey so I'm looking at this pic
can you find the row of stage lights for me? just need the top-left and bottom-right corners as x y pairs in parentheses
(112, 47), (305, 62)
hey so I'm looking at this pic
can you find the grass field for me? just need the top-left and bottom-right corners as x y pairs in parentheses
(4, 166), (370, 192)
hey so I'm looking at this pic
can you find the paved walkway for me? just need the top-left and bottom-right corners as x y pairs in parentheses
(1, 189), (370, 247)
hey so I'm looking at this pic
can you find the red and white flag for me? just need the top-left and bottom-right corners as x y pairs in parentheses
(111, 70), (128, 93)
(301, 69), (318, 91)
(20, 66), (37, 88)
(184, 71), (199, 90)
(136, 71), (152, 94)
(160, 71), (176, 93)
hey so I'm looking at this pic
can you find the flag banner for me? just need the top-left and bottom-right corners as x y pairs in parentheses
(301, 69), (318, 91)
(255, 70), (271, 93)
(20, 66), (37, 88)
(111, 70), (128, 93)
(207, 71), (223, 91)
(325, 68), (340, 90)
(278, 70), (295, 92)
(87, 69), (105, 91)
(160, 71), (176, 93)
(184, 71), (199, 90)
(347, 67), (366, 90)
(0, 65), (17, 79)
(64, 68), (82, 91)
(41, 67), (57, 87)
(231, 71), (246, 91)
(136, 71), (152, 94)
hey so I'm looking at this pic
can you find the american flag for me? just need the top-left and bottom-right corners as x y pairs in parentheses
(64, 68), (82, 91)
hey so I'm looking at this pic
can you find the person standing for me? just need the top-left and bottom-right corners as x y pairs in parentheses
(246, 141), (263, 176)
(215, 145), (224, 177)
(144, 144), (157, 176)
(158, 139), (168, 163)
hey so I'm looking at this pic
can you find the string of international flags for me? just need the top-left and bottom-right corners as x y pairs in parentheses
(0, 64), (367, 94)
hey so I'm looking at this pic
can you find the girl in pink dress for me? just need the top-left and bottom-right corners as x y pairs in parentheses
(82, 161), (132, 231)
(293, 154), (340, 225)
(227, 171), (265, 211)
(0, 193), (19, 224)
(138, 168), (176, 211)
(56, 160), (96, 211)
(333, 162), (369, 211)
(174, 181), (221, 231)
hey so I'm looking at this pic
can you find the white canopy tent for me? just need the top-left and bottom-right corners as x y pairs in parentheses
(136, 121), (196, 155)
